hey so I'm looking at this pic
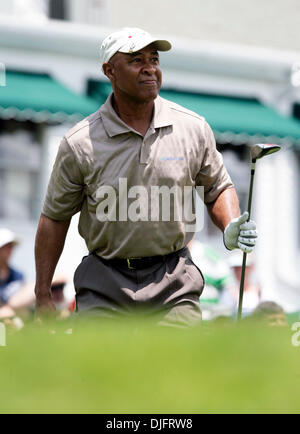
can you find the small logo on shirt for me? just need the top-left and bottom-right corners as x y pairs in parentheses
(160, 157), (185, 161)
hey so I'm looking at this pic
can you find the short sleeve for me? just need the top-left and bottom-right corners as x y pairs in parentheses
(42, 137), (85, 220)
(195, 122), (234, 204)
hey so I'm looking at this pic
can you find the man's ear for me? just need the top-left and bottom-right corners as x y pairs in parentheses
(103, 63), (114, 81)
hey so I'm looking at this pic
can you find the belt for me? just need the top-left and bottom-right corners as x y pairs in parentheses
(100, 248), (186, 270)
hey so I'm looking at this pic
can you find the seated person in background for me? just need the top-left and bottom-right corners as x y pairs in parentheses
(0, 271), (74, 323)
(0, 229), (24, 307)
(50, 274), (74, 319)
(249, 301), (287, 327)
(0, 228), (25, 329)
(219, 251), (262, 317)
(2, 283), (36, 321)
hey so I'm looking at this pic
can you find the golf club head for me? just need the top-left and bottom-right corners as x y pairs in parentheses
(251, 144), (281, 161)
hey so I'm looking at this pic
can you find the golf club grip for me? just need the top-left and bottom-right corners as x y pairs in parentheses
(247, 162), (256, 220)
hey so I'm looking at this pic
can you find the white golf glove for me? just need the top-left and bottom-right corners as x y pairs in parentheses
(224, 211), (258, 254)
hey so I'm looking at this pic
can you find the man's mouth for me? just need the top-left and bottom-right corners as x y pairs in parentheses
(140, 80), (157, 86)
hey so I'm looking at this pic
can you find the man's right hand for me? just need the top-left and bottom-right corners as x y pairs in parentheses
(34, 215), (71, 318)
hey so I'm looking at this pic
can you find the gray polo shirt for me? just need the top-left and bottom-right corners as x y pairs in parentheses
(43, 94), (233, 259)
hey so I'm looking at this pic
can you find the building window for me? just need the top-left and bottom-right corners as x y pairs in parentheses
(49, 0), (66, 20)
(12, 0), (49, 21)
(67, 0), (109, 25)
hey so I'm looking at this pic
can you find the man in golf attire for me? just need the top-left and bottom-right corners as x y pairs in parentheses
(35, 28), (258, 326)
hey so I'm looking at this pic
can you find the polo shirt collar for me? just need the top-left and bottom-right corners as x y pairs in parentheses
(152, 95), (174, 129)
(100, 93), (173, 138)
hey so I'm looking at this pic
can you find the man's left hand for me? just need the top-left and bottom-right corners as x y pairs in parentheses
(224, 211), (258, 253)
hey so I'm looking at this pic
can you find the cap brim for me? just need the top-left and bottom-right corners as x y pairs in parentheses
(151, 39), (172, 52)
(119, 38), (172, 54)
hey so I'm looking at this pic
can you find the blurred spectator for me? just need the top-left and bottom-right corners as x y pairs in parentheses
(50, 274), (75, 319)
(249, 301), (288, 327)
(0, 228), (24, 307)
(190, 240), (233, 320)
(0, 228), (26, 329)
(219, 251), (262, 317)
(0, 272), (75, 324)
(4, 283), (36, 318)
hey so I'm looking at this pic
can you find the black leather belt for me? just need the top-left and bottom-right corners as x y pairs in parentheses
(110, 256), (162, 270)
(100, 248), (185, 270)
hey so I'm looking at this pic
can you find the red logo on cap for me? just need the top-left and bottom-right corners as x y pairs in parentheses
(129, 36), (132, 38)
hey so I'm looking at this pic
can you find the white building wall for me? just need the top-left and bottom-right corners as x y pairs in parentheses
(66, 0), (110, 26)
(89, 0), (300, 53)
(0, 0), (299, 53)
(0, 2), (13, 14)
(255, 150), (300, 311)
(1, 0), (49, 21)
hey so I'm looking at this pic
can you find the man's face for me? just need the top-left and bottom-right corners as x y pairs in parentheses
(105, 44), (162, 103)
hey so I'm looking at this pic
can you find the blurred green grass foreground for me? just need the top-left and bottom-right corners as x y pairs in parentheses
(0, 318), (300, 414)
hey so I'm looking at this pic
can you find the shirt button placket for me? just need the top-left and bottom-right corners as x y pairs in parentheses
(140, 139), (148, 165)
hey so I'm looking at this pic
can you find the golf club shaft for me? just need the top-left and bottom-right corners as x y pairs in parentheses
(238, 252), (247, 319)
(237, 160), (256, 321)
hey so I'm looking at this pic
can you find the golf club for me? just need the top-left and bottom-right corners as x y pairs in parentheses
(237, 144), (281, 321)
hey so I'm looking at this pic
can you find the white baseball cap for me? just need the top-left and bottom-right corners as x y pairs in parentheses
(100, 27), (172, 68)
(0, 228), (19, 249)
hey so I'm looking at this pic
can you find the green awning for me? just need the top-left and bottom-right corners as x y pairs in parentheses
(88, 80), (300, 147)
(0, 71), (100, 123)
(160, 90), (300, 146)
